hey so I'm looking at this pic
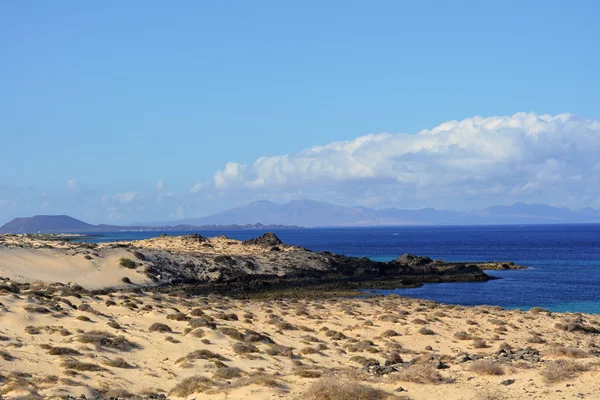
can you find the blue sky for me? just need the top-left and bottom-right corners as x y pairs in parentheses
(1, 1), (599, 224)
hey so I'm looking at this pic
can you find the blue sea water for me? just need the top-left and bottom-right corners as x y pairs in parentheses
(81, 224), (600, 314)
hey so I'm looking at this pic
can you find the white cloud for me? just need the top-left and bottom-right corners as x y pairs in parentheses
(209, 113), (600, 208)
(189, 181), (208, 194)
(214, 162), (247, 188)
(156, 180), (166, 190)
(110, 191), (139, 204)
(66, 179), (79, 192)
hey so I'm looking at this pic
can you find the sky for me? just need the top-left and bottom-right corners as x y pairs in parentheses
(1, 1), (599, 225)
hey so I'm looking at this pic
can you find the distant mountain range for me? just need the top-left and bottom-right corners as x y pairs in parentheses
(2, 200), (600, 234)
(165, 199), (600, 227)
(0, 215), (295, 234)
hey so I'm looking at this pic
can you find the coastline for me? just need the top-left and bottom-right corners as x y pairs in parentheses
(4, 233), (600, 400)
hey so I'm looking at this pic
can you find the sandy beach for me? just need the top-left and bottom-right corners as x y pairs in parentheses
(1, 234), (599, 399)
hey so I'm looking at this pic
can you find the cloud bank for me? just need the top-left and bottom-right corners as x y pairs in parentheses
(204, 112), (600, 209)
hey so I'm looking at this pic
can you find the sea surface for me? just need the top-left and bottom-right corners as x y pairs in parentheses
(80, 224), (600, 314)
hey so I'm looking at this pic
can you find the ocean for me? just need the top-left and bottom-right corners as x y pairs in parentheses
(81, 224), (600, 314)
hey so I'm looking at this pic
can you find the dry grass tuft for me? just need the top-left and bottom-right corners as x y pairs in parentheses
(47, 347), (81, 356)
(103, 357), (134, 368)
(302, 377), (396, 400)
(540, 360), (591, 383)
(548, 345), (588, 359)
(213, 367), (243, 379)
(396, 363), (444, 383)
(149, 322), (172, 333)
(61, 359), (107, 372)
(469, 360), (505, 376)
(169, 376), (214, 397)
(77, 330), (139, 351)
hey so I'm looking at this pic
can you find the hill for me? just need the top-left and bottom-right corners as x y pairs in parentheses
(0, 215), (96, 234)
(169, 200), (600, 227)
(0, 215), (295, 234)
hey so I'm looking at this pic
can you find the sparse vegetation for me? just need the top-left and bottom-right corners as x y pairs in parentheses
(149, 322), (172, 333)
(119, 258), (138, 269)
(169, 376), (214, 397)
(397, 363), (444, 383)
(469, 360), (505, 376)
(77, 330), (139, 351)
(302, 377), (395, 400)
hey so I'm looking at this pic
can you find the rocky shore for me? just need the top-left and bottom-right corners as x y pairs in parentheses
(0, 232), (525, 296)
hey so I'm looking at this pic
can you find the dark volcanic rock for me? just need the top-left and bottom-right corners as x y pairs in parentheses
(242, 232), (283, 247)
(396, 254), (433, 266)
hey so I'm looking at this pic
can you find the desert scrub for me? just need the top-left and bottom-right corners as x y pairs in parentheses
(295, 368), (323, 378)
(119, 258), (138, 269)
(166, 312), (190, 321)
(265, 344), (294, 357)
(397, 363), (443, 383)
(454, 331), (472, 340)
(418, 327), (435, 335)
(232, 342), (259, 354)
(302, 377), (395, 400)
(548, 345), (588, 359)
(77, 330), (139, 351)
(541, 360), (591, 383)
(176, 349), (226, 363)
(169, 376), (214, 397)
(47, 346), (81, 356)
(469, 360), (505, 376)
(0, 349), (14, 361)
(381, 329), (399, 337)
(61, 359), (107, 372)
(103, 357), (134, 368)
(23, 305), (51, 314)
(213, 367), (243, 379)
(149, 322), (172, 333)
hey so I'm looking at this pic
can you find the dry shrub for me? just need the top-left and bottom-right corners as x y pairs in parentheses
(103, 357), (134, 368)
(548, 345), (588, 359)
(23, 305), (51, 314)
(473, 388), (507, 400)
(541, 360), (590, 383)
(295, 369), (322, 378)
(472, 339), (488, 349)
(454, 331), (471, 340)
(418, 327), (435, 335)
(169, 376), (213, 397)
(61, 359), (106, 372)
(302, 377), (396, 400)
(397, 363), (443, 383)
(76, 315), (92, 322)
(103, 388), (134, 398)
(77, 330), (139, 351)
(213, 367), (243, 379)
(381, 329), (399, 337)
(300, 347), (319, 355)
(190, 308), (204, 316)
(526, 335), (545, 344)
(149, 323), (172, 333)
(176, 349), (225, 363)
(469, 360), (504, 376)
(47, 347), (81, 356)
(0, 350), (14, 361)
(166, 312), (190, 321)
(265, 344), (294, 357)
(233, 342), (259, 354)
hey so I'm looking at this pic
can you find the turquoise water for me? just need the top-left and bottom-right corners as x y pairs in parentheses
(83, 224), (600, 314)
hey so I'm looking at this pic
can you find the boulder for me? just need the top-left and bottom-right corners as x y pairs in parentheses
(242, 232), (283, 247)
